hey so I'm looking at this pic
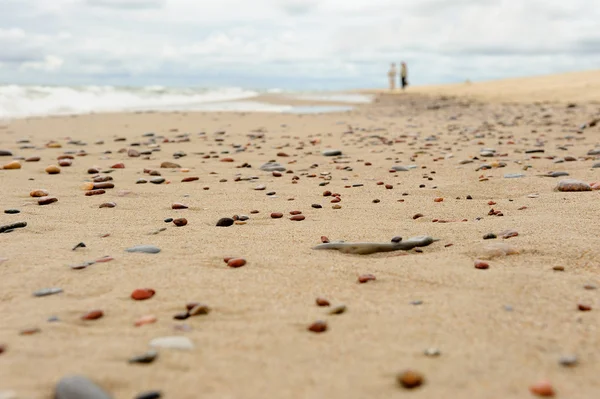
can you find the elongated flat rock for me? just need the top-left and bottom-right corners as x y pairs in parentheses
(126, 245), (161, 254)
(55, 375), (112, 399)
(555, 179), (592, 192)
(259, 162), (286, 172)
(150, 336), (193, 350)
(313, 236), (438, 254)
(33, 287), (63, 297)
(322, 150), (342, 156)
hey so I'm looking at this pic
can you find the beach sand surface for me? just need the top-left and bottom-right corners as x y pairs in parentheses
(0, 71), (599, 398)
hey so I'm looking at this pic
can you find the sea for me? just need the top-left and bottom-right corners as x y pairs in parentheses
(0, 85), (373, 120)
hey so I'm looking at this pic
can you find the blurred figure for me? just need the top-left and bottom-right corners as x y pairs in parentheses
(388, 63), (397, 91)
(400, 62), (408, 90)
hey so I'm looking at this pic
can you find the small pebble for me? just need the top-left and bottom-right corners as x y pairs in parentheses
(483, 233), (497, 239)
(227, 258), (247, 268)
(134, 315), (157, 327)
(173, 218), (188, 226)
(424, 348), (441, 357)
(558, 355), (578, 367)
(555, 179), (591, 192)
(329, 304), (347, 315)
(38, 197), (58, 205)
(128, 350), (159, 364)
(4, 209), (20, 214)
(33, 287), (63, 297)
(188, 303), (211, 316)
(474, 260), (489, 269)
(290, 215), (305, 221)
(131, 288), (155, 300)
(135, 391), (162, 399)
(149, 336), (194, 350)
(81, 310), (104, 320)
(358, 274), (376, 283)
(316, 297), (330, 307)
(271, 212), (284, 219)
(397, 370), (424, 389)
(99, 202), (116, 208)
(216, 217), (234, 227)
(578, 304), (592, 311)
(126, 245), (161, 254)
(529, 380), (555, 397)
(308, 320), (328, 333)
(55, 375), (112, 399)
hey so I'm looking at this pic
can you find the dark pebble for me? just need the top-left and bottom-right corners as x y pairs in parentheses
(311, 204), (322, 209)
(72, 242), (86, 250)
(173, 312), (190, 320)
(308, 320), (328, 333)
(173, 218), (188, 227)
(164, 218), (173, 223)
(135, 391), (162, 399)
(466, 195), (473, 200)
(483, 233), (497, 240)
(0, 221), (27, 233)
(128, 350), (158, 364)
(391, 236), (402, 243)
(4, 209), (20, 214)
(216, 217), (234, 227)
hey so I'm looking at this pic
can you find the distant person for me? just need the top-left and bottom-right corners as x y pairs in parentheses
(400, 62), (408, 90)
(388, 63), (397, 91)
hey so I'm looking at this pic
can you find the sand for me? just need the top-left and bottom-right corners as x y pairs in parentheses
(1, 71), (600, 398)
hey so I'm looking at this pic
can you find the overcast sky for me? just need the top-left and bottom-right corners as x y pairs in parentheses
(0, 0), (598, 89)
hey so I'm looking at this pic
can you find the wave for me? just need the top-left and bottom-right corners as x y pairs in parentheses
(0, 85), (260, 118)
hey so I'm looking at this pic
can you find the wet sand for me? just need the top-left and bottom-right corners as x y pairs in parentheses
(1, 74), (600, 398)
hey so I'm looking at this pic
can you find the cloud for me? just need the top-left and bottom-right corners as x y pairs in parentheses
(0, 0), (598, 88)
(84, 0), (165, 9)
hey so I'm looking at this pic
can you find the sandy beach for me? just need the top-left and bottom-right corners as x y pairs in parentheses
(1, 71), (600, 399)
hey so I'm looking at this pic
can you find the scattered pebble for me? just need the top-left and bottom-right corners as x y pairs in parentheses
(173, 218), (188, 226)
(558, 355), (578, 367)
(131, 288), (155, 300)
(81, 310), (104, 320)
(397, 370), (424, 389)
(149, 336), (194, 350)
(529, 380), (555, 397)
(358, 274), (376, 283)
(316, 297), (330, 307)
(308, 320), (328, 333)
(33, 287), (63, 297)
(126, 245), (161, 254)
(128, 350), (158, 364)
(227, 258), (246, 268)
(216, 217), (234, 227)
(555, 179), (592, 192)
(55, 375), (112, 399)
(329, 304), (347, 315)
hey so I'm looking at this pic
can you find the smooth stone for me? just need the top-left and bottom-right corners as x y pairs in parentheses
(216, 218), (234, 227)
(0, 150), (12, 156)
(4, 209), (20, 214)
(55, 375), (112, 399)
(150, 178), (165, 184)
(504, 173), (525, 178)
(391, 165), (410, 171)
(555, 179), (592, 192)
(160, 161), (180, 168)
(539, 171), (569, 177)
(313, 236), (439, 254)
(128, 350), (159, 364)
(126, 245), (161, 254)
(0, 221), (27, 234)
(149, 336), (194, 350)
(480, 150), (495, 157)
(322, 150), (342, 156)
(136, 179), (148, 184)
(559, 355), (578, 367)
(588, 148), (600, 155)
(483, 233), (497, 240)
(592, 162), (600, 168)
(259, 162), (286, 172)
(33, 287), (63, 297)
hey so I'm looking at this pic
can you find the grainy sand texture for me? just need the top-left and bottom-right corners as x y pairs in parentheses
(1, 70), (600, 399)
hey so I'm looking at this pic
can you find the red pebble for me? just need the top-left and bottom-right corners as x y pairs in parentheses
(271, 212), (284, 218)
(358, 274), (376, 283)
(578, 304), (592, 311)
(433, 197), (443, 202)
(227, 258), (247, 268)
(220, 158), (234, 162)
(172, 203), (189, 209)
(173, 218), (188, 226)
(289, 210), (302, 215)
(316, 298), (330, 306)
(290, 215), (305, 221)
(131, 289), (155, 300)
(82, 310), (104, 320)
(111, 163), (125, 169)
(308, 320), (328, 333)
(385, 184), (393, 189)
(474, 260), (489, 269)
(488, 201), (497, 205)
(320, 236), (330, 243)
(529, 380), (555, 397)
(182, 177), (199, 182)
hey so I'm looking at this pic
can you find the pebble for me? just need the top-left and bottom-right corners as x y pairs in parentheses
(82, 310), (104, 320)
(85, 189), (106, 196)
(474, 260), (489, 269)
(397, 370), (424, 389)
(129, 350), (158, 364)
(30, 189), (49, 197)
(290, 215), (305, 221)
(45, 165), (61, 174)
(391, 236), (402, 243)
(111, 162), (125, 169)
(126, 245), (161, 254)
(182, 176), (199, 182)
(150, 336), (194, 350)
(227, 258), (247, 268)
(555, 179), (592, 192)
(271, 212), (283, 219)
(260, 162), (286, 172)
(99, 202), (116, 208)
(308, 320), (328, 333)
(136, 179), (148, 184)
(578, 303), (591, 311)
(2, 161), (21, 169)
(0, 222), (27, 234)
(135, 391), (162, 399)
(38, 197), (58, 205)
(329, 304), (347, 315)
(150, 177), (166, 184)
(55, 375), (112, 399)
(0, 150), (12, 156)
(424, 348), (441, 357)
(188, 303), (211, 316)
(529, 380), (555, 397)
(316, 297), (330, 307)
(161, 161), (181, 168)
(216, 217), (234, 227)
(358, 274), (376, 283)
(478, 242), (519, 259)
(322, 150), (342, 156)
(26, 156), (40, 162)
(391, 165), (410, 171)
(173, 218), (188, 226)
(483, 233), (497, 239)
(558, 355), (578, 367)
(413, 213), (424, 220)
(131, 288), (156, 300)
(164, 218), (173, 223)
(33, 287), (63, 297)
(134, 315), (157, 327)
(172, 203), (188, 209)
(592, 162), (600, 169)
(504, 173), (525, 178)
(500, 229), (519, 239)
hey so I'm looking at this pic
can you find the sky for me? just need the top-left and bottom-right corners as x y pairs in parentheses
(0, 0), (599, 90)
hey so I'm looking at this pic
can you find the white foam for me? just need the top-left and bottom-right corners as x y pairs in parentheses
(0, 85), (260, 118)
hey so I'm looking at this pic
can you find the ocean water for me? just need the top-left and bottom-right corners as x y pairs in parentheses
(0, 85), (371, 119)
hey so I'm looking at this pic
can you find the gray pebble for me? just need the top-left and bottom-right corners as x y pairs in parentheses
(592, 162), (600, 169)
(504, 173), (525, 178)
(55, 375), (112, 399)
(150, 178), (165, 184)
(424, 348), (441, 357)
(559, 355), (578, 367)
(33, 287), (63, 297)
(126, 245), (161, 254)
(259, 162), (286, 172)
(391, 165), (410, 171)
(129, 350), (158, 364)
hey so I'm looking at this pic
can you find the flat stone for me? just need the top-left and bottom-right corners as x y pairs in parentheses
(391, 165), (410, 171)
(504, 173), (525, 178)
(587, 148), (600, 155)
(555, 179), (592, 192)
(592, 162), (600, 168)
(126, 245), (161, 254)
(0, 150), (12, 156)
(160, 161), (180, 168)
(322, 150), (342, 156)
(55, 375), (112, 399)
(559, 355), (578, 367)
(33, 287), (63, 297)
(540, 171), (569, 177)
(4, 209), (20, 214)
(150, 177), (165, 184)
(259, 162), (286, 172)
(128, 350), (159, 364)
(149, 336), (194, 350)
(313, 236), (438, 254)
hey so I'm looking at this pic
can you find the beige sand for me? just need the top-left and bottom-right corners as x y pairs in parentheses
(1, 71), (600, 398)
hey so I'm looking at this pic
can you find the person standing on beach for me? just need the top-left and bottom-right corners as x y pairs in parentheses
(388, 63), (397, 91)
(400, 62), (408, 90)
